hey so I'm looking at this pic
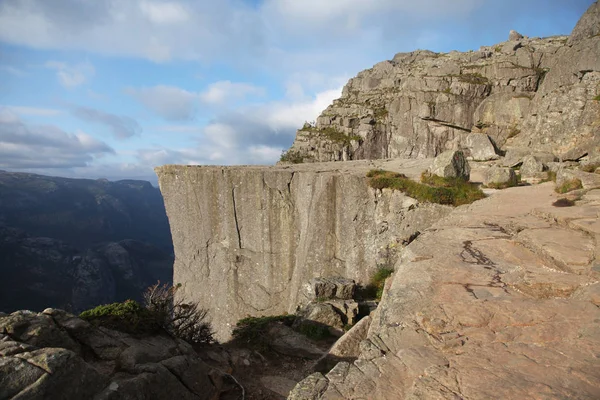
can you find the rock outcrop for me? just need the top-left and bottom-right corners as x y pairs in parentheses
(156, 159), (452, 340)
(285, 1), (600, 164)
(0, 309), (240, 399)
(291, 184), (600, 399)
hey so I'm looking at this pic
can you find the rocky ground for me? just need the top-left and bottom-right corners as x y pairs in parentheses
(291, 182), (600, 399)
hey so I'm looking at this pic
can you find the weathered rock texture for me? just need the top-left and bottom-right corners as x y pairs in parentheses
(156, 159), (452, 340)
(291, 184), (600, 399)
(285, 1), (600, 163)
(0, 309), (240, 399)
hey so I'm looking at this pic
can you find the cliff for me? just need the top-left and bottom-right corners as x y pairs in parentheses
(156, 159), (451, 340)
(285, 3), (599, 163)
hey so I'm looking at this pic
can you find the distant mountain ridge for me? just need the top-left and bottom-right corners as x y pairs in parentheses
(0, 170), (172, 253)
(0, 171), (174, 313)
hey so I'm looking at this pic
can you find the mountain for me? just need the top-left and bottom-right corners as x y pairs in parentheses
(285, 6), (599, 164)
(0, 170), (172, 253)
(0, 171), (174, 313)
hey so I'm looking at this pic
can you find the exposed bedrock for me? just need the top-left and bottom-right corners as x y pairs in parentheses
(156, 159), (451, 340)
(285, 1), (600, 163)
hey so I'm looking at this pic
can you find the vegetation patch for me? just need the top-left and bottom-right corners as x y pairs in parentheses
(366, 170), (485, 206)
(295, 323), (331, 341)
(80, 300), (161, 335)
(232, 315), (295, 350)
(373, 107), (389, 120)
(80, 282), (215, 344)
(581, 162), (600, 173)
(507, 126), (521, 139)
(450, 73), (489, 85)
(541, 170), (557, 183)
(280, 150), (306, 164)
(299, 123), (361, 146)
(555, 178), (583, 194)
(357, 266), (394, 300)
(594, 95), (600, 101)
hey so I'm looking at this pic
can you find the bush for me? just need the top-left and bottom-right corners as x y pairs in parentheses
(295, 323), (331, 340)
(143, 282), (215, 344)
(555, 178), (583, 194)
(80, 300), (160, 334)
(232, 315), (295, 350)
(80, 282), (215, 345)
(357, 266), (394, 300)
(280, 150), (305, 164)
(366, 170), (485, 206)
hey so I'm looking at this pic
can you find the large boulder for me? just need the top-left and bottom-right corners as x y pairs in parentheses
(429, 150), (471, 180)
(483, 166), (518, 187)
(464, 133), (498, 161)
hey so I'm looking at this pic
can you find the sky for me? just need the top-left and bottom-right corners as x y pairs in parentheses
(0, 0), (593, 185)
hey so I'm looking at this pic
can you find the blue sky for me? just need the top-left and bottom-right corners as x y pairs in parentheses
(0, 0), (593, 184)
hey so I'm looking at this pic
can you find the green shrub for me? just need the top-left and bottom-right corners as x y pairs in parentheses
(280, 150), (305, 164)
(594, 95), (600, 101)
(80, 300), (160, 334)
(295, 323), (331, 340)
(232, 315), (295, 349)
(80, 282), (216, 344)
(542, 170), (557, 183)
(358, 266), (394, 300)
(366, 170), (485, 206)
(555, 178), (583, 194)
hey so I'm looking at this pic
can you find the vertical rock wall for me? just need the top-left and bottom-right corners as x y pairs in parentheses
(156, 160), (450, 340)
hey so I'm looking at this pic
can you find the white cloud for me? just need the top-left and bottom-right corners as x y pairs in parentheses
(139, 1), (189, 25)
(0, 110), (114, 169)
(44, 60), (95, 88)
(199, 81), (265, 105)
(1, 106), (62, 117)
(126, 85), (197, 121)
(71, 106), (141, 139)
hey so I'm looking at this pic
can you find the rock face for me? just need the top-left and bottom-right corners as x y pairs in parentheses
(285, 1), (599, 164)
(156, 159), (452, 340)
(291, 184), (600, 399)
(0, 309), (239, 399)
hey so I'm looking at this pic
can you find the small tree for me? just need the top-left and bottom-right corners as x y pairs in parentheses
(143, 282), (215, 344)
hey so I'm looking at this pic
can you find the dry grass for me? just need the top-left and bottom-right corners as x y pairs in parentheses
(367, 170), (485, 206)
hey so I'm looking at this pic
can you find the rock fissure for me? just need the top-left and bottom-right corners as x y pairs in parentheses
(231, 187), (243, 250)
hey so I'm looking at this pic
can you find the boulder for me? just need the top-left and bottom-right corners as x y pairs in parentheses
(288, 373), (329, 400)
(268, 324), (326, 359)
(557, 169), (600, 190)
(520, 155), (545, 181)
(314, 316), (371, 373)
(483, 166), (518, 187)
(464, 133), (499, 161)
(310, 277), (356, 300)
(509, 30), (524, 41)
(429, 150), (471, 180)
(294, 303), (345, 336)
